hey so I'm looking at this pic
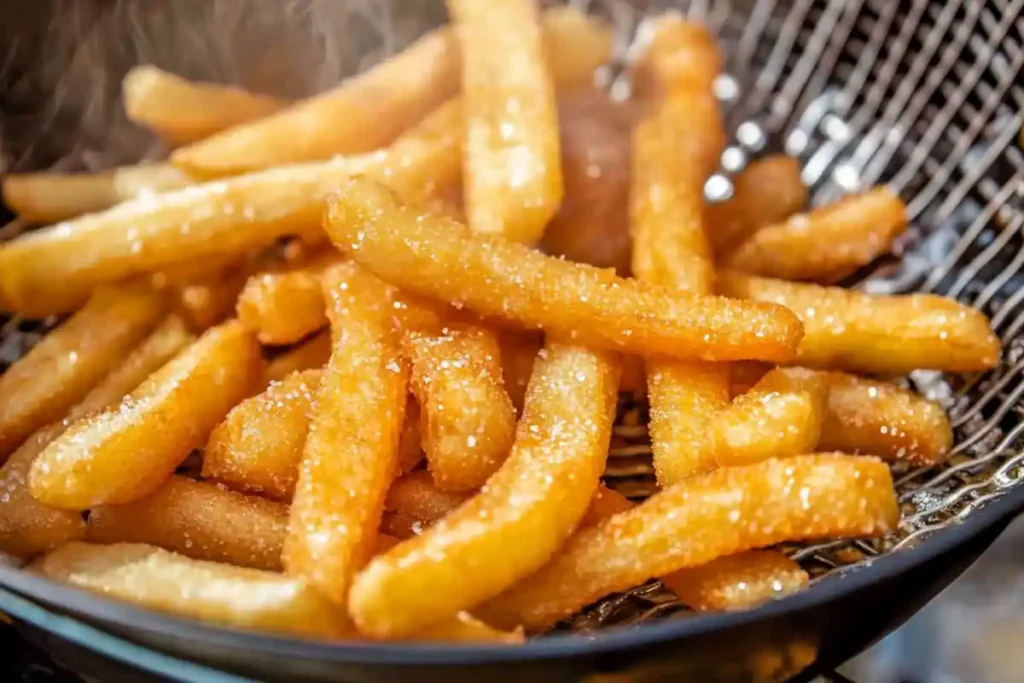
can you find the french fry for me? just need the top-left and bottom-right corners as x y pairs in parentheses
(264, 330), (332, 382)
(29, 321), (262, 509)
(2, 164), (192, 224)
(538, 6), (613, 91)
(499, 331), (543, 414)
(0, 100), (462, 317)
(578, 485), (635, 529)
(632, 15), (723, 99)
(283, 263), (408, 606)
(0, 284), (165, 461)
(326, 180), (804, 363)
(405, 326), (517, 491)
(397, 398), (426, 475)
(123, 66), (287, 147)
(724, 187), (908, 283)
(729, 362), (772, 398)
(379, 471), (471, 540)
(707, 155), (807, 255)
(236, 253), (339, 344)
(479, 454), (899, 630)
(448, 0), (563, 244)
(87, 476), (288, 571)
(35, 543), (348, 638)
(659, 550), (809, 612)
(0, 316), (194, 559)
(413, 612), (523, 644)
(203, 369), (321, 501)
(718, 271), (1001, 374)
(710, 368), (827, 467)
(349, 342), (620, 638)
(174, 264), (251, 332)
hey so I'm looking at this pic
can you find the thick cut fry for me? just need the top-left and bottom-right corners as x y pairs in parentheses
(660, 550), (809, 612)
(2, 164), (192, 224)
(499, 331), (543, 414)
(35, 543), (347, 638)
(124, 66), (287, 146)
(265, 331), (332, 383)
(707, 156), (807, 255)
(237, 254), (338, 344)
(87, 476), (288, 571)
(718, 271), (1001, 374)
(479, 454), (899, 630)
(413, 612), (524, 644)
(203, 369), (320, 501)
(449, 0), (563, 244)
(349, 342), (620, 638)
(632, 15), (723, 98)
(326, 180), (804, 363)
(283, 263), (408, 606)
(710, 368), (827, 467)
(0, 101), (462, 317)
(406, 326), (516, 491)
(29, 321), (262, 509)
(0, 285), (164, 461)
(380, 471), (472, 540)
(725, 187), (908, 283)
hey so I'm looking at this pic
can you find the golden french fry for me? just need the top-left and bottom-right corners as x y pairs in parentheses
(538, 6), (613, 91)
(448, 0), (563, 244)
(710, 368), (827, 467)
(326, 180), (804, 363)
(2, 164), (192, 224)
(718, 271), (1001, 374)
(35, 543), (348, 638)
(499, 331), (543, 414)
(725, 187), (908, 283)
(236, 253), (339, 344)
(707, 155), (807, 256)
(123, 66), (287, 147)
(174, 264), (251, 332)
(283, 263), (408, 606)
(729, 362), (772, 398)
(349, 342), (620, 638)
(578, 485), (635, 529)
(87, 476), (288, 571)
(0, 100), (462, 317)
(632, 15), (723, 98)
(0, 316), (195, 559)
(203, 369), (321, 501)
(29, 321), (262, 510)
(0, 284), (164, 461)
(406, 326), (516, 491)
(660, 550), (809, 612)
(396, 398), (426, 475)
(380, 471), (471, 540)
(264, 330), (332, 383)
(479, 454), (899, 630)
(412, 612), (524, 644)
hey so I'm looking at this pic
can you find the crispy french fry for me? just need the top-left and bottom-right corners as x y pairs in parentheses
(632, 15), (723, 98)
(729, 362), (772, 398)
(578, 485), (635, 529)
(707, 155), (807, 255)
(479, 454), (899, 630)
(379, 471), (471, 540)
(283, 263), (408, 605)
(174, 265), (251, 332)
(406, 326), (516, 491)
(203, 369), (321, 501)
(718, 271), (1001, 374)
(29, 321), (262, 509)
(659, 550), (809, 612)
(2, 164), (192, 224)
(725, 187), (908, 283)
(412, 612), (524, 644)
(0, 100), (462, 317)
(499, 331), (543, 414)
(0, 316), (195, 558)
(264, 330), (332, 382)
(710, 368), (827, 467)
(0, 284), (164, 461)
(326, 180), (804, 363)
(448, 0), (563, 244)
(35, 543), (348, 638)
(123, 66), (287, 147)
(236, 253), (339, 344)
(349, 342), (620, 638)
(538, 6), (613, 91)
(87, 476), (288, 571)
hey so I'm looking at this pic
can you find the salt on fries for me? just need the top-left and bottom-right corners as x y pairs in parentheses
(237, 253), (339, 344)
(264, 331), (331, 383)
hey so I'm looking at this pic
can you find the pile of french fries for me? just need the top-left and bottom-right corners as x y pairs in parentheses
(0, 2), (1002, 644)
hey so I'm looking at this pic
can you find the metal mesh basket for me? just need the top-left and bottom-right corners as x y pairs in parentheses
(0, 0), (1023, 641)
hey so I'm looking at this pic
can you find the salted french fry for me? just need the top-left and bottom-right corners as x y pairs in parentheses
(264, 330), (332, 383)
(538, 6), (613, 91)
(174, 265), (251, 332)
(123, 66), (287, 147)
(35, 543), (348, 638)
(660, 550), (809, 612)
(632, 15), (723, 98)
(2, 163), (192, 224)
(710, 368), (827, 467)
(283, 263), (408, 606)
(499, 331), (543, 414)
(707, 155), (807, 255)
(0, 316), (195, 559)
(479, 454), (899, 630)
(379, 471), (471, 540)
(448, 0), (563, 244)
(725, 187), (908, 283)
(349, 342), (620, 638)
(203, 369), (321, 501)
(87, 476), (288, 571)
(718, 271), (1001, 374)
(236, 253), (339, 344)
(406, 326), (516, 491)
(326, 180), (804, 363)
(0, 284), (164, 461)
(0, 100), (462, 317)
(29, 321), (262, 510)
(412, 612), (523, 644)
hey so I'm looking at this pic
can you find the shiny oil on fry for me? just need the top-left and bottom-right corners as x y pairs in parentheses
(660, 550), (809, 612)
(264, 330), (332, 383)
